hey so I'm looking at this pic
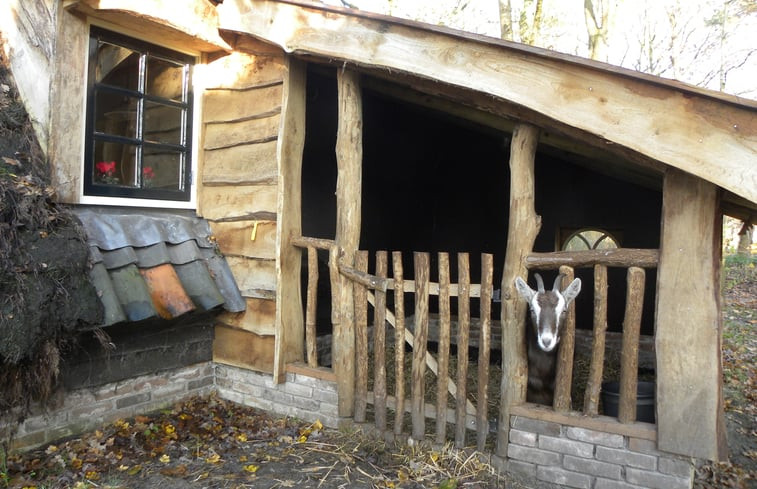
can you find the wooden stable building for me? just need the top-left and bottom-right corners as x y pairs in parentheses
(3, 0), (756, 486)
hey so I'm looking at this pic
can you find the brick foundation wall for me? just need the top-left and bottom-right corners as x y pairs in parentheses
(215, 364), (341, 428)
(10, 363), (215, 451)
(503, 414), (694, 489)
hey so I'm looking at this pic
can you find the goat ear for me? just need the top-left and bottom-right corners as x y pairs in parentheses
(514, 276), (535, 302)
(562, 278), (582, 304)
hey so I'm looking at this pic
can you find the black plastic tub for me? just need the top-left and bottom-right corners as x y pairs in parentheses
(601, 381), (655, 423)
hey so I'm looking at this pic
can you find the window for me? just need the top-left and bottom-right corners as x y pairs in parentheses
(84, 27), (194, 201)
(562, 228), (620, 251)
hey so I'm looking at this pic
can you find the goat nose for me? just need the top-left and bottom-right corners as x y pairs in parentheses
(539, 332), (557, 352)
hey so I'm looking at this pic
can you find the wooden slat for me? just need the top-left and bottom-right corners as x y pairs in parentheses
(553, 266), (577, 412)
(354, 251), (369, 423)
(291, 235), (335, 250)
(584, 264), (608, 416)
(373, 251), (388, 432)
(526, 248), (659, 269)
(455, 252), (471, 448)
(203, 84), (283, 123)
(497, 123), (541, 456)
(203, 51), (286, 90)
(476, 253), (493, 450)
(305, 247), (319, 367)
(333, 68), (363, 417)
(209, 220), (276, 259)
(213, 325), (274, 373)
(217, 297), (275, 336)
(392, 251), (406, 435)
(618, 266), (645, 423)
(226, 256), (276, 294)
(411, 252), (431, 441)
(205, 114), (281, 150)
(203, 140), (279, 185)
(435, 252), (451, 444)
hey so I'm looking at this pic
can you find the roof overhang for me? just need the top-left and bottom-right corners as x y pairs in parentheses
(217, 0), (757, 208)
(64, 0), (232, 53)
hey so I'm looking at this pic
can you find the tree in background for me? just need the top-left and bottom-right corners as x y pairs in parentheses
(583, 0), (614, 61)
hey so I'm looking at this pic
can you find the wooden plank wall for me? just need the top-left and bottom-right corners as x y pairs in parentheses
(199, 40), (287, 373)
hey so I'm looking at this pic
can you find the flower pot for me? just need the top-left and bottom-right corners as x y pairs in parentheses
(601, 381), (655, 423)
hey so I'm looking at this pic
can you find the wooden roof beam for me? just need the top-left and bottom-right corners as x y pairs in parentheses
(218, 0), (756, 205)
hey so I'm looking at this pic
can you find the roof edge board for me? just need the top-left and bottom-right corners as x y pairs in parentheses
(218, 0), (757, 205)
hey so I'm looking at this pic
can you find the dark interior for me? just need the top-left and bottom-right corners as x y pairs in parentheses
(301, 65), (662, 339)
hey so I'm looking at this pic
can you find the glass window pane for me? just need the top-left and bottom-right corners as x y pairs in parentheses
(94, 92), (138, 138)
(146, 56), (185, 101)
(96, 41), (140, 90)
(93, 141), (139, 187)
(142, 150), (183, 190)
(144, 102), (183, 145)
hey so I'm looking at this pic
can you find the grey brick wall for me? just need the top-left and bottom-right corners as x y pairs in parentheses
(10, 363), (215, 451)
(215, 365), (341, 428)
(506, 415), (694, 489)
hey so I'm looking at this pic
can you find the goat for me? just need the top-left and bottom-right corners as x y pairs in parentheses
(515, 273), (581, 405)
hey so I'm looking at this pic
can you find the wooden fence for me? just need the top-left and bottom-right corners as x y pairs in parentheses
(292, 236), (659, 450)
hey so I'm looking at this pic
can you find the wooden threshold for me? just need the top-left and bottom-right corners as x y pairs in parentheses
(511, 403), (657, 441)
(285, 362), (337, 382)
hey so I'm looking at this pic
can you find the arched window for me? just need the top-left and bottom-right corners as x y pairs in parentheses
(562, 228), (620, 251)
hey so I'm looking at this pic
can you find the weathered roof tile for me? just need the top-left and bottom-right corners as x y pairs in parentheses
(72, 206), (246, 328)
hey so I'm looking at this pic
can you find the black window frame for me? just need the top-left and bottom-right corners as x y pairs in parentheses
(84, 26), (195, 202)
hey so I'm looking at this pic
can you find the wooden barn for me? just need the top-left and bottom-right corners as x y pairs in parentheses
(2, 0), (756, 487)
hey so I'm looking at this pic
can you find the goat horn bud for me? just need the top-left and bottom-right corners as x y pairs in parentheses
(553, 273), (565, 291)
(534, 273), (545, 292)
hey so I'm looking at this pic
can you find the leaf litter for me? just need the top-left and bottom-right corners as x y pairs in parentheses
(2, 394), (506, 488)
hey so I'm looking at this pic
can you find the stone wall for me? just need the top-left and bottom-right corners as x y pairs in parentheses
(503, 415), (694, 489)
(215, 364), (341, 429)
(12, 363), (215, 450)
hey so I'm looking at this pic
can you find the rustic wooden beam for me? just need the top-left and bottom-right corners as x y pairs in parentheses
(373, 251), (388, 432)
(526, 248), (659, 269)
(221, 0), (757, 204)
(553, 266), (576, 412)
(583, 264), (608, 416)
(305, 246), (318, 368)
(618, 266), (645, 424)
(454, 252), (471, 449)
(273, 56), (306, 383)
(435, 252), (451, 444)
(476, 253), (494, 451)
(656, 169), (727, 461)
(353, 251), (369, 423)
(411, 252), (431, 441)
(497, 123), (541, 457)
(392, 251), (407, 436)
(332, 68), (363, 417)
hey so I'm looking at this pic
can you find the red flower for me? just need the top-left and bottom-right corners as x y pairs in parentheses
(96, 161), (116, 175)
(142, 166), (155, 179)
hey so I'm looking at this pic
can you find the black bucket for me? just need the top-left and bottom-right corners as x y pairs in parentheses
(601, 381), (655, 423)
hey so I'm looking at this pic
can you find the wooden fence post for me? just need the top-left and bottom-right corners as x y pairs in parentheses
(411, 252), (430, 441)
(392, 251), (406, 435)
(497, 123), (541, 457)
(374, 251), (388, 432)
(477, 253), (494, 450)
(435, 252), (451, 444)
(553, 265), (576, 412)
(333, 68), (362, 417)
(618, 266), (645, 423)
(584, 264), (608, 415)
(354, 251), (369, 423)
(454, 253), (471, 448)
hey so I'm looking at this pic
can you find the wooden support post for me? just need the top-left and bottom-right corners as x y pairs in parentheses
(656, 168), (727, 461)
(618, 266), (645, 423)
(455, 252), (471, 448)
(305, 246), (319, 367)
(373, 251), (388, 432)
(392, 251), (406, 435)
(553, 265), (576, 412)
(497, 123), (541, 457)
(274, 57), (306, 383)
(584, 264), (608, 415)
(435, 252), (451, 444)
(333, 68), (362, 417)
(411, 252), (430, 441)
(354, 251), (369, 423)
(477, 253), (494, 451)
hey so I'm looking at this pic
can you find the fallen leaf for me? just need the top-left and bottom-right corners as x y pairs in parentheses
(159, 454), (171, 463)
(243, 464), (259, 473)
(160, 464), (188, 477)
(206, 453), (221, 464)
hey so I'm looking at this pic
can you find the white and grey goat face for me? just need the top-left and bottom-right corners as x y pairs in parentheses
(515, 273), (582, 353)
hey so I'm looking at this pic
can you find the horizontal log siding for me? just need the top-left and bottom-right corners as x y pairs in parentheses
(201, 49), (285, 374)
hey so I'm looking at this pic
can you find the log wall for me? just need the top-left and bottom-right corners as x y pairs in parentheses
(200, 39), (287, 374)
